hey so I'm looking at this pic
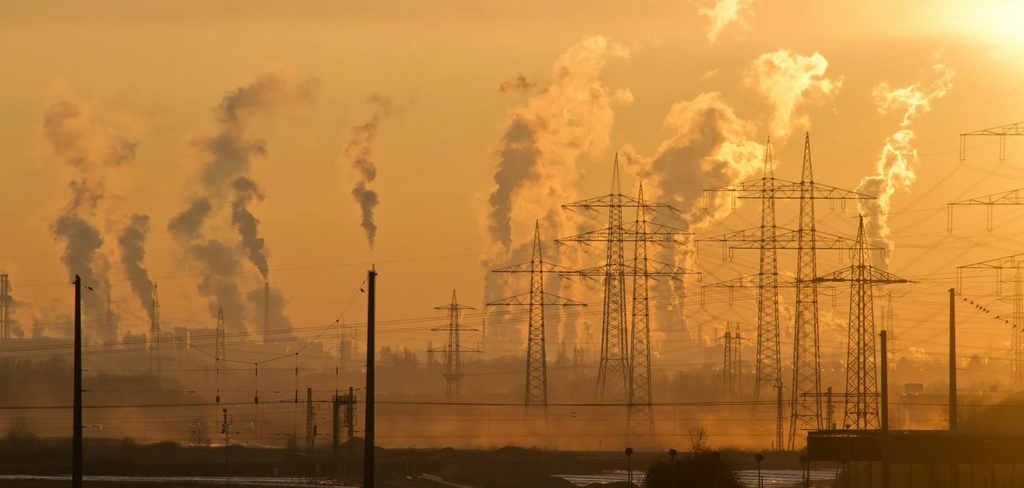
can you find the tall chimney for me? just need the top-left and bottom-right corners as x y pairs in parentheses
(264, 280), (270, 345)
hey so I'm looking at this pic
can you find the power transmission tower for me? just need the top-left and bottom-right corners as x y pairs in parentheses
(723, 330), (733, 395)
(104, 295), (114, 349)
(700, 134), (874, 450)
(556, 156), (678, 404)
(957, 253), (1024, 388)
(881, 293), (899, 360)
(561, 183), (696, 437)
(815, 216), (909, 429)
(432, 290), (479, 402)
(216, 307), (226, 363)
(488, 222), (585, 423)
(150, 283), (161, 374)
(721, 324), (744, 395)
(948, 188), (1024, 232)
(959, 121), (1024, 165)
(305, 387), (314, 454)
(0, 274), (11, 340)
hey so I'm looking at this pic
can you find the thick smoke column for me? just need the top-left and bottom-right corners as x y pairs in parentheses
(698, 0), (756, 42)
(231, 177), (268, 279)
(745, 50), (842, 138)
(43, 99), (136, 331)
(486, 35), (633, 252)
(342, 94), (395, 249)
(118, 214), (155, 320)
(619, 92), (763, 337)
(483, 36), (632, 351)
(857, 62), (955, 267)
(169, 71), (316, 334)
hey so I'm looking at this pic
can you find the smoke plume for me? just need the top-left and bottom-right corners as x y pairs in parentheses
(482, 36), (632, 352)
(231, 177), (268, 279)
(44, 98), (137, 327)
(486, 35), (633, 252)
(246, 285), (292, 339)
(118, 214), (155, 320)
(499, 74), (538, 94)
(698, 0), (756, 43)
(745, 50), (843, 138)
(343, 93), (395, 249)
(169, 71), (316, 334)
(857, 62), (955, 266)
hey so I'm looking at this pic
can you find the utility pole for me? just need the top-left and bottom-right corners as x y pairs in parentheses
(815, 216), (910, 430)
(150, 283), (161, 375)
(0, 274), (10, 340)
(956, 254), (1024, 388)
(73, 275), (83, 488)
(701, 135), (874, 449)
(431, 291), (479, 402)
(364, 268), (376, 488)
(488, 222), (585, 424)
(949, 287), (958, 488)
(305, 387), (314, 455)
(880, 330), (891, 488)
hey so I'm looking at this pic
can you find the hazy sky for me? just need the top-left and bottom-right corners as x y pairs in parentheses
(2, 0), (1024, 370)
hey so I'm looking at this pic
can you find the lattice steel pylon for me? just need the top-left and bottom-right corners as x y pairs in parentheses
(560, 183), (697, 437)
(0, 274), (11, 340)
(959, 121), (1024, 165)
(488, 222), (586, 422)
(215, 307), (226, 363)
(432, 290), (479, 402)
(957, 253), (1024, 388)
(557, 156), (677, 404)
(150, 283), (161, 374)
(721, 324), (744, 395)
(700, 134), (874, 450)
(816, 216), (909, 430)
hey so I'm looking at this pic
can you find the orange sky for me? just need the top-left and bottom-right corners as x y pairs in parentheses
(2, 0), (1024, 379)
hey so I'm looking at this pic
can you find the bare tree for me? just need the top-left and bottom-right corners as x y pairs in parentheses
(3, 413), (39, 444)
(688, 424), (712, 454)
(188, 415), (211, 447)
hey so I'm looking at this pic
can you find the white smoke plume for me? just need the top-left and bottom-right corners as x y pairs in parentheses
(698, 0), (756, 43)
(342, 93), (394, 250)
(745, 50), (843, 138)
(43, 99), (137, 332)
(482, 36), (633, 353)
(619, 92), (763, 341)
(168, 71), (316, 335)
(857, 62), (955, 267)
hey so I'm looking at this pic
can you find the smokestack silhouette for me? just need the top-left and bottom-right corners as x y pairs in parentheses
(343, 93), (395, 249)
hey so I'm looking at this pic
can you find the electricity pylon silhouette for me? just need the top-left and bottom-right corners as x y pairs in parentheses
(560, 183), (697, 437)
(432, 290), (479, 402)
(150, 283), (161, 374)
(957, 253), (1024, 388)
(0, 274), (12, 340)
(557, 156), (677, 404)
(215, 307), (226, 363)
(700, 134), (874, 449)
(488, 222), (585, 424)
(816, 216), (909, 429)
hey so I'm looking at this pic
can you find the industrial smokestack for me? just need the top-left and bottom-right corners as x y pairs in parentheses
(264, 280), (270, 345)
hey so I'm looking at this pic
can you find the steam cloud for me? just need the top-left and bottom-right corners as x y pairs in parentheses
(619, 92), (764, 342)
(118, 214), (155, 320)
(169, 71), (316, 335)
(343, 94), (394, 249)
(498, 74), (537, 94)
(44, 99), (137, 333)
(698, 0), (756, 43)
(482, 36), (633, 351)
(745, 50), (843, 138)
(857, 62), (955, 266)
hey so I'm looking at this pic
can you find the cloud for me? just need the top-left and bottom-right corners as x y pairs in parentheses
(698, 0), (756, 43)
(498, 74), (538, 94)
(745, 50), (842, 138)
